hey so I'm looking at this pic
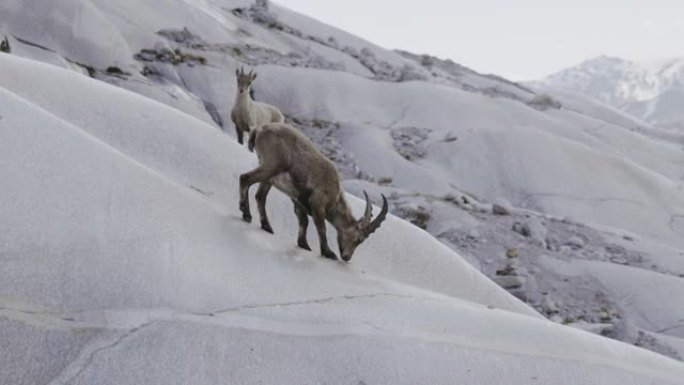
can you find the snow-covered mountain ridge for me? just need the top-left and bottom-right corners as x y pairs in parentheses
(5, 48), (682, 385)
(536, 55), (684, 131)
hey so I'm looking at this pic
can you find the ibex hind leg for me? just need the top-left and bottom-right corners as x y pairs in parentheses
(292, 200), (311, 251)
(255, 182), (273, 233)
(239, 165), (284, 223)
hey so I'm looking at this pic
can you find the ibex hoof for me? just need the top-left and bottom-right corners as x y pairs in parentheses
(242, 212), (252, 223)
(297, 240), (311, 251)
(261, 222), (274, 234)
(321, 251), (338, 260)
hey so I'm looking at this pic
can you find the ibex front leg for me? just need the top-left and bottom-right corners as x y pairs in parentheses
(312, 206), (337, 260)
(239, 165), (283, 223)
(236, 127), (245, 145)
(293, 200), (311, 251)
(233, 119), (245, 145)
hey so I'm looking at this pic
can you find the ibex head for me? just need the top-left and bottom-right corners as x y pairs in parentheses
(235, 66), (257, 94)
(337, 192), (389, 262)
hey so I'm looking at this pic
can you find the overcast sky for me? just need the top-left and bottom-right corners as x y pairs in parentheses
(274, 0), (684, 80)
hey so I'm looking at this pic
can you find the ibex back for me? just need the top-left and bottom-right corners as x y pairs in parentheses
(239, 123), (388, 261)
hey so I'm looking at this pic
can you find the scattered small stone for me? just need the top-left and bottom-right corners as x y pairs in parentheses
(559, 245), (574, 253)
(394, 205), (431, 230)
(610, 256), (628, 265)
(1, 36), (11, 54)
(541, 295), (558, 314)
(134, 47), (207, 65)
(467, 229), (481, 240)
(106, 66), (127, 76)
(606, 319), (639, 342)
(545, 236), (560, 251)
(495, 264), (516, 276)
(528, 94), (562, 110)
(391, 126), (432, 160)
(598, 311), (611, 322)
(510, 288), (528, 301)
(605, 244), (626, 255)
(566, 236), (585, 250)
(377, 177), (393, 185)
(522, 218), (547, 247)
(494, 275), (526, 289)
(512, 221), (525, 235)
(561, 216), (579, 225)
(492, 198), (513, 215)
(506, 248), (519, 258)
(157, 27), (204, 45)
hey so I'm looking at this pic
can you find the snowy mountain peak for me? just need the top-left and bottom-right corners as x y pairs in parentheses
(537, 55), (684, 130)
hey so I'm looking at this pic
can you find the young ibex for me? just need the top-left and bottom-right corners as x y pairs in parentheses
(239, 123), (388, 262)
(230, 67), (284, 144)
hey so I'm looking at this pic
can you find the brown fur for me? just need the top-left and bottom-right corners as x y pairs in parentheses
(239, 123), (388, 261)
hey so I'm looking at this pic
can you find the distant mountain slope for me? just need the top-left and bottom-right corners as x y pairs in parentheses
(536, 55), (684, 131)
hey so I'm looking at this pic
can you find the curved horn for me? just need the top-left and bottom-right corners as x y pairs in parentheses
(358, 191), (373, 228)
(362, 194), (388, 236)
(240, 66), (245, 75)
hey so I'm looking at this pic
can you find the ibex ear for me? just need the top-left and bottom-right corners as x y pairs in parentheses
(251, 73), (258, 81)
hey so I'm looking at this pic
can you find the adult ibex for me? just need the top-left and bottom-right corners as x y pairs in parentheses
(239, 123), (388, 261)
(230, 67), (284, 144)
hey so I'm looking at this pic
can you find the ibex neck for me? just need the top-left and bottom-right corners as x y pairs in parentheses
(328, 194), (357, 230)
(235, 89), (252, 105)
